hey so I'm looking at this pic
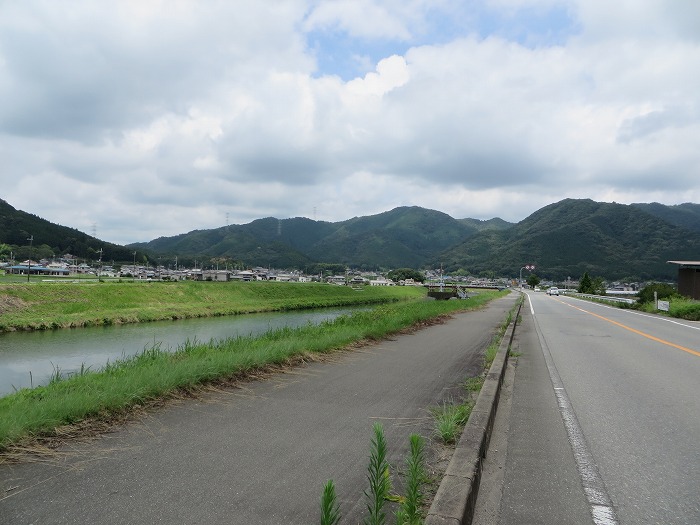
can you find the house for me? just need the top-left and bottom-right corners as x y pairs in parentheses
(192, 270), (231, 282)
(326, 275), (347, 285)
(6, 261), (70, 276)
(369, 277), (396, 286)
(667, 260), (700, 300)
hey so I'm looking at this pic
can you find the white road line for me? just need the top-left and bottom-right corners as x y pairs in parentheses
(532, 311), (620, 525)
(525, 291), (535, 315)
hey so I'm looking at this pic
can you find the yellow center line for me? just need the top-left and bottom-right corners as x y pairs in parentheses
(560, 300), (700, 358)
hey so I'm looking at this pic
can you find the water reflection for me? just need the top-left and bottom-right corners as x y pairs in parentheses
(0, 308), (359, 396)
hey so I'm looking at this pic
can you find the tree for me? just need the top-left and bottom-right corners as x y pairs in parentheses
(387, 268), (425, 283)
(578, 272), (593, 293)
(307, 263), (347, 276)
(591, 276), (606, 295)
(526, 273), (541, 288)
(578, 272), (606, 295)
(637, 282), (677, 304)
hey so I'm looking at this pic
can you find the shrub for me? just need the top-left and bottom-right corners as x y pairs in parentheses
(637, 282), (677, 304)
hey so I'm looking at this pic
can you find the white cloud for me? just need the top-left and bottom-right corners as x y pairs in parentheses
(1, 0), (698, 246)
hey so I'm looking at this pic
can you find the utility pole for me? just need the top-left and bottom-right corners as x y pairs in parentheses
(96, 248), (103, 279)
(27, 235), (33, 282)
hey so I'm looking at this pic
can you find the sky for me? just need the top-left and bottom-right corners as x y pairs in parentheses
(1, 0), (699, 246)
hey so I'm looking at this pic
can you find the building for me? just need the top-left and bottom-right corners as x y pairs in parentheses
(667, 260), (700, 300)
(369, 277), (396, 286)
(6, 261), (70, 276)
(192, 270), (231, 282)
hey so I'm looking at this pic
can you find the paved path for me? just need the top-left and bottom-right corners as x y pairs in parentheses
(1, 293), (518, 524)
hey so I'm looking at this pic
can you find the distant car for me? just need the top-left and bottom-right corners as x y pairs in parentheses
(547, 287), (559, 296)
(534, 287), (541, 292)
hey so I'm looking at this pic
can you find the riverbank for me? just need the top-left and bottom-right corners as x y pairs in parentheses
(0, 280), (425, 332)
(0, 289), (508, 454)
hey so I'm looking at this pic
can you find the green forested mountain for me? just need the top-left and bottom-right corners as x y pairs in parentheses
(631, 202), (700, 233)
(132, 207), (489, 269)
(2, 197), (698, 280)
(438, 199), (700, 280)
(0, 198), (138, 262)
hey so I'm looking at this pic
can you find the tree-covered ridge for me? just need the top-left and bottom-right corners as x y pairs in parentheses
(2, 198), (698, 280)
(631, 202), (700, 233)
(131, 206), (499, 270)
(437, 199), (700, 280)
(0, 199), (138, 262)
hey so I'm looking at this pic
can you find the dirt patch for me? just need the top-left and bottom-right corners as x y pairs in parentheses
(0, 294), (28, 315)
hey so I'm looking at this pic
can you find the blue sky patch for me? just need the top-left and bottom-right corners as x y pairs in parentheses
(305, 3), (579, 79)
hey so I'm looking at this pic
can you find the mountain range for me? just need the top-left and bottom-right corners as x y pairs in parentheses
(2, 197), (699, 281)
(129, 198), (700, 280)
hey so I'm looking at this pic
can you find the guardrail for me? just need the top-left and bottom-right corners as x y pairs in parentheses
(570, 293), (636, 305)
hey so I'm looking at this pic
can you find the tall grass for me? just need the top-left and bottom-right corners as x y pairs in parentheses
(395, 434), (426, 525)
(364, 423), (391, 525)
(635, 296), (700, 320)
(320, 480), (341, 525)
(432, 400), (474, 445)
(320, 427), (428, 525)
(0, 290), (507, 451)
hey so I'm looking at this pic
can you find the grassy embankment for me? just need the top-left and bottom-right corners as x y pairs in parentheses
(0, 282), (508, 453)
(635, 297), (700, 321)
(0, 280), (426, 332)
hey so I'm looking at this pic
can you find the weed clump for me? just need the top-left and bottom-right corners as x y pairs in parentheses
(320, 424), (428, 525)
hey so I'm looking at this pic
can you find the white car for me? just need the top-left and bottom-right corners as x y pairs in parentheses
(547, 287), (559, 296)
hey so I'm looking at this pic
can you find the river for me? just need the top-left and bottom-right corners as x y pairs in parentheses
(0, 307), (361, 396)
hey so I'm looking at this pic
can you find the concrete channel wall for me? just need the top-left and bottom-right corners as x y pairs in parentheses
(425, 300), (522, 525)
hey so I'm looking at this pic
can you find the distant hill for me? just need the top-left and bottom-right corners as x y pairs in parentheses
(2, 197), (698, 280)
(0, 198), (136, 262)
(131, 207), (502, 269)
(437, 199), (700, 280)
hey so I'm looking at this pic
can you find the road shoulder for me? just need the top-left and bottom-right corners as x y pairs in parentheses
(473, 297), (592, 525)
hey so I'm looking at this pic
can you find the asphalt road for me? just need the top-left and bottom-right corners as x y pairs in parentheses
(475, 292), (700, 525)
(0, 292), (519, 525)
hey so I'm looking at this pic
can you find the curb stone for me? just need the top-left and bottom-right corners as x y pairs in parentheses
(425, 300), (521, 525)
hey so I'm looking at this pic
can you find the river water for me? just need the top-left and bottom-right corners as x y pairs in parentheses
(0, 307), (360, 396)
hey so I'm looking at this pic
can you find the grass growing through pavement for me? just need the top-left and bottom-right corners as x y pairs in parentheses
(0, 290), (507, 453)
(320, 480), (341, 525)
(396, 434), (427, 525)
(431, 294), (522, 445)
(321, 425), (428, 525)
(432, 400), (474, 445)
(484, 307), (514, 368)
(364, 422), (392, 525)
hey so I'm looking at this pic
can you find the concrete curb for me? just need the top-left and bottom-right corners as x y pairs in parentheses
(425, 300), (522, 525)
